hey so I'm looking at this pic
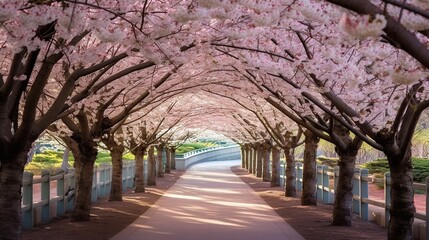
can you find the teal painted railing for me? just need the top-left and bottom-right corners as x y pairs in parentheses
(21, 146), (234, 230)
(21, 161), (137, 230)
(279, 163), (429, 239)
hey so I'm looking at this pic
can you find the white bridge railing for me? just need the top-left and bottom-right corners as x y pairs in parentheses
(175, 145), (241, 170)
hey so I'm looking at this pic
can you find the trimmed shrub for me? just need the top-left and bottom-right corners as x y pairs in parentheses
(317, 156), (339, 168)
(361, 157), (429, 183)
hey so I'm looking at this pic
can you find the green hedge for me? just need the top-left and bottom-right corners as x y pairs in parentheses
(25, 150), (135, 175)
(316, 156), (339, 168)
(175, 143), (215, 154)
(361, 158), (429, 183)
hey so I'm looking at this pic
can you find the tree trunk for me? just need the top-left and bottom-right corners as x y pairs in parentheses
(156, 145), (164, 178)
(69, 141), (98, 221)
(147, 146), (156, 186)
(165, 147), (171, 174)
(170, 147), (176, 170)
(387, 147), (415, 240)
(285, 144), (297, 197)
(109, 147), (124, 201)
(332, 153), (356, 226)
(256, 145), (263, 178)
(332, 121), (362, 226)
(301, 130), (319, 206)
(252, 147), (257, 174)
(271, 146), (281, 187)
(133, 146), (146, 193)
(0, 152), (27, 240)
(248, 147), (253, 173)
(262, 145), (271, 182)
(245, 144), (250, 170)
(241, 145), (246, 168)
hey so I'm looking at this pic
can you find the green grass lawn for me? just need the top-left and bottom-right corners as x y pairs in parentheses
(25, 142), (215, 175)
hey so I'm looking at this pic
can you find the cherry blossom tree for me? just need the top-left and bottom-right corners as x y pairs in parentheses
(0, 0), (199, 236)
(1, 1), (428, 239)
(188, 1), (428, 236)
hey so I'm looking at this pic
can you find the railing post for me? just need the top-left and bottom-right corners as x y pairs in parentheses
(122, 162), (127, 191)
(384, 172), (391, 228)
(352, 168), (360, 214)
(107, 165), (112, 194)
(127, 161), (131, 189)
(322, 165), (330, 204)
(126, 162), (131, 188)
(360, 169), (369, 221)
(66, 169), (75, 211)
(316, 165), (323, 202)
(280, 160), (285, 187)
(102, 164), (108, 197)
(56, 169), (66, 217)
(296, 162), (303, 191)
(22, 172), (34, 230)
(131, 161), (136, 188)
(91, 166), (98, 202)
(125, 162), (129, 189)
(96, 166), (101, 198)
(128, 162), (134, 188)
(98, 165), (104, 198)
(41, 170), (50, 224)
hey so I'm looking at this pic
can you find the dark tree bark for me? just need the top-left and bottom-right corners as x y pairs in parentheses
(165, 147), (171, 174)
(108, 146), (125, 201)
(132, 145), (146, 193)
(271, 146), (281, 187)
(170, 146), (176, 170)
(252, 146), (257, 174)
(156, 144), (165, 178)
(256, 144), (263, 178)
(102, 130), (126, 201)
(147, 146), (156, 186)
(241, 144), (246, 168)
(0, 151), (28, 240)
(284, 143), (297, 197)
(332, 122), (363, 226)
(301, 130), (319, 206)
(386, 146), (414, 240)
(245, 144), (250, 170)
(64, 136), (98, 221)
(248, 146), (253, 173)
(332, 152), (356, 226)
(262, 143), (271, 182)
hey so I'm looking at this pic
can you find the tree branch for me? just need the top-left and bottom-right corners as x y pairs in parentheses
(211, 42), (294, 62)
(326, 0), (429, 68)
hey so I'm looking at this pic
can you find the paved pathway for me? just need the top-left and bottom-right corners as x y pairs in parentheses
(110, 160), (304, 240)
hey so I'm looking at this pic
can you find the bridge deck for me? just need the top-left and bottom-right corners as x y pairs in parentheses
(110, 160), (304, 240)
